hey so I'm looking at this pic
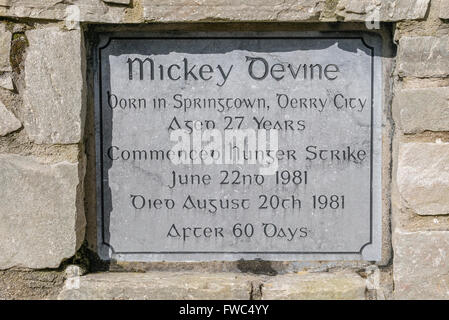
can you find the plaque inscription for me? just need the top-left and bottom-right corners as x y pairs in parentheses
(96, 33), (382, 261)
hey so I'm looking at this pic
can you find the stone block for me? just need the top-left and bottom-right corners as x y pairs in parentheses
(0, 24), (11, 72)
(393, 230), (449, 299)
(0, 154), (85, 269)
(336, 0), (430, 21)
(23, 27), (85, 144)
(440, 0), (449, 19)
(397, 36), (449, 77)
(58, 272), (253, 299)
(397, 142), (449, 215)
(0, 0), (128, 23)
(0, 0), (432, 22)
(261, 272), (366, 300)
(0, 101), (20, 136)
(0, 73), (13, 90)
(143, 0), (325, 22)
(393, 87), (449, 133)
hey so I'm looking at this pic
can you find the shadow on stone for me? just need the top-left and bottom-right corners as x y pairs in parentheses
(237, 259), (277, 276)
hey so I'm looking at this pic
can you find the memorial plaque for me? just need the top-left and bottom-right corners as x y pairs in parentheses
(95, 33), (382, 261)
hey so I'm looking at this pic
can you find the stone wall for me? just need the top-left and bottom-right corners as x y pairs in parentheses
(392, 0), (449, 299)
(0, 0), (448, 300)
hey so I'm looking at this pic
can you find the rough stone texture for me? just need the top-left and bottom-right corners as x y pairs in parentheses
(364, 265), (393, 300)
(0, 24), (11, 72)
(143, 0), (326, 22)
(58, 272), (254, 300)
(440, 0), (449, 19)
(393, 230), (449, 299)
(0, 101), (21, 136)
(0, 0), (129, 23)
(0, 0), (434, 22)
(393, 87), (449, 133)
(397, 36), (449, 77)
(143, 0), (431, 22)
(262, 272), (366, 300)
(0, 154), (85, 269)
(397, 142), (449, 215)
(0, 0), (444, 302)
(336, 0), (430, 22)
(0, 73), (13, 90)
(103, 0), (130, 5)
(0, 270), (65, 300)
(23, 27), (85, 144)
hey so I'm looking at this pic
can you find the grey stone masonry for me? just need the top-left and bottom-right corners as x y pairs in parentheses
(58, 272), (255, 300)
(0, 101), (21, 136)
(143, 0), (327, 22)
(0, 0), (447, 302)
(336, 0), (430, 21)
(0, 24), (11, 72)
(0, 0), (129, 23)
(397, 142), (449, 216)
(397, 36), (449, 78)
(0, 154), (85, 269)
(440, 0), (449, 19)
(261, 272), (367, 300)
(393, 230), (449, 299)
(0, 0), (433, 23)
(393, 87), (449, 133)
(143, 0), (431, 22)
(22, 28), (85, 145)
(57, 271), (368, 300)
(0, 73), (13, 91)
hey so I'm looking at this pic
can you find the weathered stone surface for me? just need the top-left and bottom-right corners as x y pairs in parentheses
(0, 270), (65, 299)
(0, 0), (129, 23)
(0, 24), (11, 72)
(103, 0), (130, 5)
(0, 154), (85, 269)
(143, 0), (326, 22)
(58, 272), (253, 300)
(397, 36), (449, 77)
(440, 0), (449, 19)
(23, 27), (85, 144)
(0, 101), (21, 136)
(142, 0), (432, 22)
(262, 272), (366, 300)
(393, 87), (449, 133)
(0, 0), (69, 20)
(336, 0), (430, 21)
(393, 230), (449, 299)
(397, 142), (449, 215)
(0, 0), (432, 22)
(0, 73), (13, 90)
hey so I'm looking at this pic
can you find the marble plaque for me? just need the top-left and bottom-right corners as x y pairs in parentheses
(95, 33), (383, 261)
